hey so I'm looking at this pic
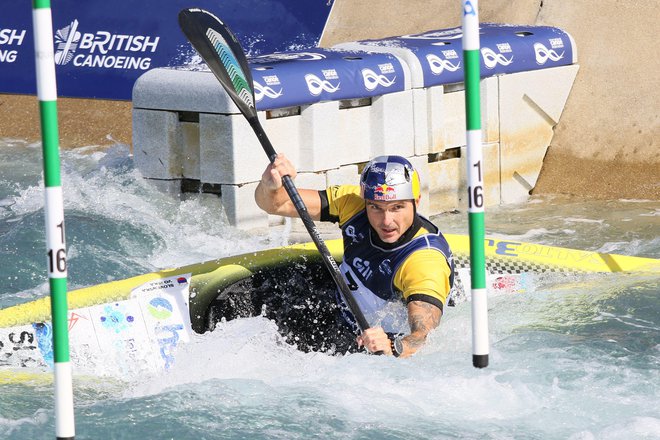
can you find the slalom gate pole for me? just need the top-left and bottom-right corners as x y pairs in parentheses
(462, 0), (490, 369)
(32, 0), (75, 437)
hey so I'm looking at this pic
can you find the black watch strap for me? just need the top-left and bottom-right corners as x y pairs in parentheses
(387, 333), (404, 358)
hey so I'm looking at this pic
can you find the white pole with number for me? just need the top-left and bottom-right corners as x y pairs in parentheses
(462, 0), (489, 368)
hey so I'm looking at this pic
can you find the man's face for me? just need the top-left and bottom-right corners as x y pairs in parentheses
(365, 199), (416, 243)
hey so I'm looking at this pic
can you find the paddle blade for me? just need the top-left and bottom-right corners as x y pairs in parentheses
(178, 8), (257, 118)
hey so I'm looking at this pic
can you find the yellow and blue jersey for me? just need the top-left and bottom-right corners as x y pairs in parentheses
(320, 185), (454, 332)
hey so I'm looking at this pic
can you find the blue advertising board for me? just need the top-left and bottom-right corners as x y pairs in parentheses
(337, 23), (576, 88)
(0, 1), (332, 100)
(250, 48), (408, 110)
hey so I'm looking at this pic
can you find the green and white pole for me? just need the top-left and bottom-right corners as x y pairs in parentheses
(462, 0), (489, 368)
(32, 0), (75, 438)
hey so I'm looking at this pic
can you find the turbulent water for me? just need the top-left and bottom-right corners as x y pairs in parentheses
(1, 140), (658, 439)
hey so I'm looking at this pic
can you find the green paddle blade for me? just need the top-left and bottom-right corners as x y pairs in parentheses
(178, 8), (257, 118)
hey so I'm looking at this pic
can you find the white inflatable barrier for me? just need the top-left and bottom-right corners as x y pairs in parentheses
(132, 24), (578, 229)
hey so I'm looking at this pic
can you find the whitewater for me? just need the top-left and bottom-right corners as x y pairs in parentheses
(1, 140), (658, 439)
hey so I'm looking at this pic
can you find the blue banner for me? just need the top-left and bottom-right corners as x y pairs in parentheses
(250, 49), (407, 110)
(339, 23), (575, 88)
(0, 1), (332, 100)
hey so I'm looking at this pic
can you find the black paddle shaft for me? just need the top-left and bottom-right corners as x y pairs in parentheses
(247, 116), (371, 332)
(178, 8), (374, 337)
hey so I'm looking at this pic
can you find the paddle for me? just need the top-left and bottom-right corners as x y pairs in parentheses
(177, 8), (374, 337)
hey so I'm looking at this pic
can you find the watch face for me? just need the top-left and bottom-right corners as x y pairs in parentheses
(394, 336), (404, 357)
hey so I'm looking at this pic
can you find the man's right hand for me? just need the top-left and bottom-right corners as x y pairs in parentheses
(260, 153), (297, 191)
(254, 153), (322, 220)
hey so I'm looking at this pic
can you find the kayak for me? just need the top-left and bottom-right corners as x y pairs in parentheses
(1, 234), (658, 381)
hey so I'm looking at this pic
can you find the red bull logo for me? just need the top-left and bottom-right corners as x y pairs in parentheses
(373, 184), (397, 200)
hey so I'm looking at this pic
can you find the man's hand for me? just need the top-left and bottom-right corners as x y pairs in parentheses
(357, 326), (393, 355)
(255, 153), (321, 218)
(260, 153), (297, 191)
(357, 301), (442, 358)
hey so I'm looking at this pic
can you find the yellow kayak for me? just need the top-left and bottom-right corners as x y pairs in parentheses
(1, 234), (657, 382)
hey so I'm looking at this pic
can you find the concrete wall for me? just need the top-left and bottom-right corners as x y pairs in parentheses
(321, 0), (660, 200)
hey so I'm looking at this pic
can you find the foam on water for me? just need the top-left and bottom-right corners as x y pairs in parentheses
(1, 142), (659, 439)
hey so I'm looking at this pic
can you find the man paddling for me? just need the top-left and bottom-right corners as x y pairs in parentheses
(255, 154), (454, 357)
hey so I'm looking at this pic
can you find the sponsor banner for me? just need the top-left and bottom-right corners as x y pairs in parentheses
(250, 48), (407, 110)
(354, 23), (574, 88)
(0, 1), (331, 100)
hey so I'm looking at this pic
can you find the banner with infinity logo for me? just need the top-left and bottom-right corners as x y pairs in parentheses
(249, 48), (407, 110)
(336, 23), (575, 88)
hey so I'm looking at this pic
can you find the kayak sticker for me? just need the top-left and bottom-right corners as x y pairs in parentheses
(100, 303), (135, 333)
(132, 273), (193, 370)
(0, 326), (44, 368)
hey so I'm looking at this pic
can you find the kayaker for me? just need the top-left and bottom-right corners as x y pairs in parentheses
(255, 154), (454, 358)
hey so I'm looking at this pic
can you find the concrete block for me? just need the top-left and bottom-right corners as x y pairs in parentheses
(419, 77), (499, 154)
(412, 88), (431, 155)
(143, 178), (184, 196)
(262, 110), (301, 165)
(283, 171), (326, 230)
(428, 156), (463, 215)
(199, 113), (263, 184)
(292, 172), (326, 191)
(436, 78), (498, 150)
(498, 65), (578, 203)
(406, 155), (431, 216)
(199, 111), (302, 185)
(298, 101), (340, 172)
(220, 182), (269, 229)
(326, 164), (359, 187)
(427, 142), (500, 215)
(370, 90), (415, 157)
(482, 76), (500, 144)
(133, 68), (238, 114)
(437, 89), (467, 151)
(337, 104), (372, 165)
(180, 121), (201, 180)
(133, 109), (183, 180)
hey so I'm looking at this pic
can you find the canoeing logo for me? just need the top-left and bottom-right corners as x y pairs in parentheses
(305, 73), (340, 96)
(253, 77), (283, 102)
(54, 19), (81, 65)
(53, 19), (159, 70)
(147, 297), (174, 320)
(481, 47), (514, 69)
(426, 53), (461, 75)
(373, 184), (396, 200)
(361, 68), (396, 91)
(534, 42), (564, 65)
(0, 28), (26, 64)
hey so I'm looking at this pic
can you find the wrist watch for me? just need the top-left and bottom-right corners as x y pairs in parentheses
(388, 334), (404, 358)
